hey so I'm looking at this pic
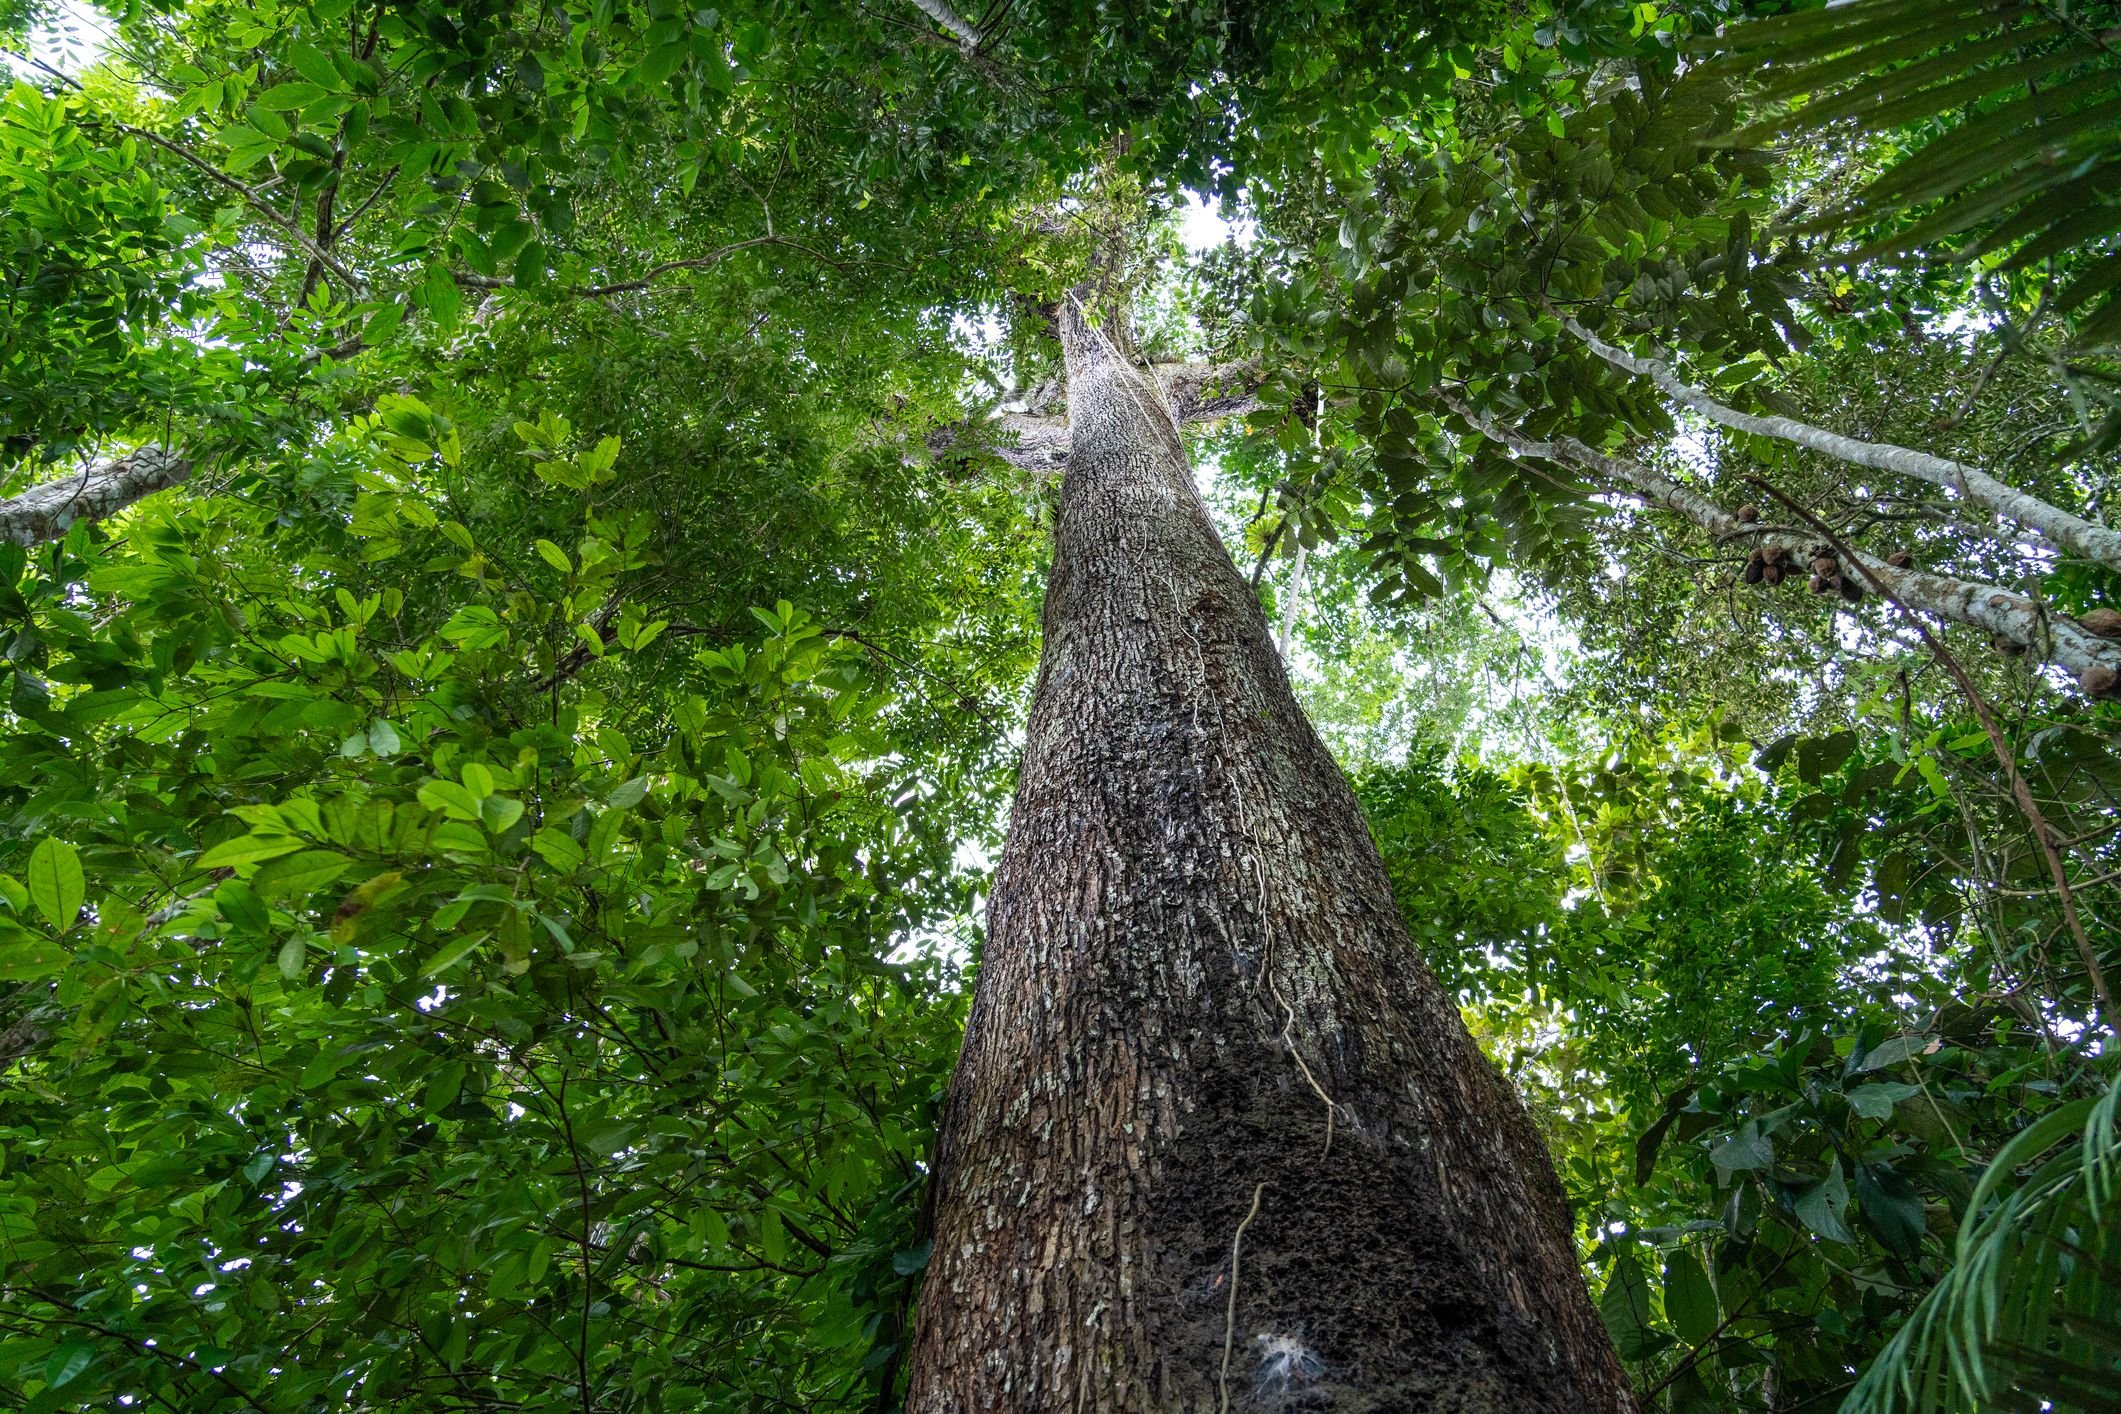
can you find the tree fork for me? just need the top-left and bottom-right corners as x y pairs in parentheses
(904, 281), (1632, 1411)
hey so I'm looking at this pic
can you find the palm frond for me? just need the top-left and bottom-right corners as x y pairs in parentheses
(1843, 1084), (2121, 1413)
(1697, 0), (2121, 347)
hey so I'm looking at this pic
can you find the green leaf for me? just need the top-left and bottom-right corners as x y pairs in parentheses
(287, 43), (344, 91)
(0, 917), (68, 981)
(1854, 1162), (1927, 1259)
(1795, 1160), (1855, 1243)
(256, 82), (328, 110)
(1599, 1248), (1661, 1359)
(530, 827), (586, 871)
(481, 795), (525, 833)
(277, 934), (306, 980)
(420, 932), (485, 976)
(44, 1342), (93, 1389)
(1663, 1247), (1718, 1345)
(419, 780), (483, 821)
(251, 849), (352, 898)
(27, 838), (84, 932)
(1857, 1033), (1936, 1073)
(199, 832), (309, 869)
(891, 1237), (933, 1275)
(1709, 1121), (1774, 1173)
(1847, 1081), (1920, 1120)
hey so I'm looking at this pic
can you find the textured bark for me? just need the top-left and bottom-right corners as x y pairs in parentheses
(904, 292), (1632, 1412)
(0, 446), (192, 545)
(1561, 317), (2121, 573)
(1444, 398), (2121, 688)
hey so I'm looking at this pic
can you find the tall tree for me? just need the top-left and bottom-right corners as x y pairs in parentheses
(905, 255), (1630, 1407)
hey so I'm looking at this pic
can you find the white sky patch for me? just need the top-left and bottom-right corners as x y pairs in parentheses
(1178, 191), (1256, 253)
(6, 0), (112, 77)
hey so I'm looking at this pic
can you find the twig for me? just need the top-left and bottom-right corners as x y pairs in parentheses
(111, 122), (365, 292)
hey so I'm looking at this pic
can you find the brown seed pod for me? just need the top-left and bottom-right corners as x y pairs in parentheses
(1886, 550), (1913, 569)
(1839, 577), (1864, 605)
(1811, 554), (1839, 579)
(2078, 607), (2121, 640)
(1743, 552), (1766, 585)
(1763, 563), (1784, 587)
(1737, 503), (1760, 524)
(1992, 633), (2028, 657)
(1809, 574), (1829, 595)
(2081, 665), (2120, 698)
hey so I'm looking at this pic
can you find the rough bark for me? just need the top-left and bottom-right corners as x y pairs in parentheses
(1560, 317), (2121, 573)
(0, 446), (192, 546)
(904, 291), (1633, 1412)
(1443, 398), (2121, 688)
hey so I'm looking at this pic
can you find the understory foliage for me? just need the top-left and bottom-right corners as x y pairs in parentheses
(1, 0), (2118, 1409)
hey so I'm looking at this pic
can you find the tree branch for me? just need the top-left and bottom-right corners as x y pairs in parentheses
(1748, 476), (2113, 1026)
(0, 446), (192, 545)
(1439, 397), (2121, 688)
(920, 362), (1260, 474)
(1557, 314), (2121, 573)
(924, 411), (1071, 472)
(1156, 359), (1265, 425)
(112, 122), (366, 294)
(906, 0), (984, 46)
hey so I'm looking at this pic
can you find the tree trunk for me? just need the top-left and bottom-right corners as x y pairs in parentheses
(903, 288), (1633, 1412)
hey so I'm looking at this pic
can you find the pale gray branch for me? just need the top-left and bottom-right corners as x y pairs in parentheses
(1561, 315), (2121, 573)
(907, 0), (983, 46)
(0, 446), (192, 545)
(1443, 397), (2121, 688)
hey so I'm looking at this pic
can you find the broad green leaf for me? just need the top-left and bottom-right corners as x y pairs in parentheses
(1599, 1249), (1661, 1359)
(1709, 1122), (1774, 1173)
(256, 82), (328, 110)
(420, 932), (485, 976)
(530, 827), (585, 871)
(252, 849), (352, 898)
(0, 918), (68, 981)
(27, 838), (83, 932)
(1795, 1161), (1855, 1244)
(198, 831), (309, 873)
(1663, 1247), (1718, 1345)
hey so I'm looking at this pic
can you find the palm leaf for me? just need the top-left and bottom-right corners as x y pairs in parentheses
(1696, 0), (2121, 348)
(1842, 1085), (2121, 1413)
